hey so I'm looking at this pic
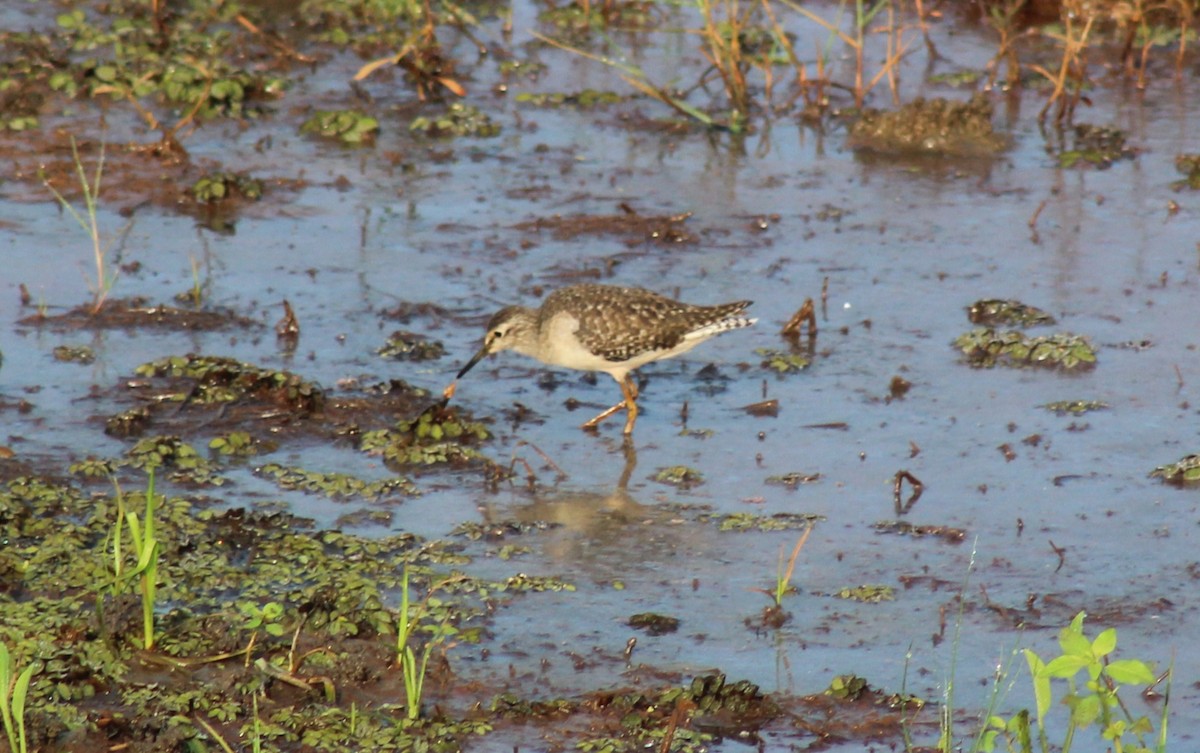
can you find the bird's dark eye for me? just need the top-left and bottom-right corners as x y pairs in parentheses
(492, 330), (504, 339)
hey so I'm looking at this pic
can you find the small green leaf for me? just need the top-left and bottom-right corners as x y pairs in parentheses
(1044, 654), (1091, 678)
(1105, 659), (1157, 685)
(1092, 627), (1117, 657)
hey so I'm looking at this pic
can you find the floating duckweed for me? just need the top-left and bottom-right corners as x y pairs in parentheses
(377, 331), (446, 362)
(1058, 123), (1136, 169)
(256, 462), (417, 500)
(536, 1), (653, 33)
(1041, 400), (1109, 415)
(1149, 454), (1200, 485)
(515, 89), (624, 108)
(397, 405), (489, 443)
(1173, 154), (1200, 190)
(826, 674), (870, 700)
(765, 472), (821, 488)
(833, 584), (895, 602)
(52, 344), (95, 363)
(873, 520), (966, 543)
(191, 171), (264, 203)
(410, 103), (500, 138)
(208, 430), (268, 456)
(490, 693), (576, 717)
(135, 354), (325, 414)
(450, 520), (555, 540)
(361, 432), (486, 466)
(0, 466), (535, 750)
(301, 109), (379, 144)
(756, 348), (811, 373)
(954, 328), (1097, 370)
(70, 457), (116, 478)
(360, 403), (490, 468)
(50, 7), (285, 120)
(653, 466), (704, 489)
(709, 511), (824, 532)
(126, 435), (224, 485)
(682, 673), (772, 716)
(967, 299), (1056, 328)
(498, 573), (575, 592)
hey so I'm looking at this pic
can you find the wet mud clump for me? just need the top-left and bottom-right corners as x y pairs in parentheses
(515, 207), (697, 245)
(967, 299), (1056, 328)
(847, 95), (1009, 157)
(17, 297), (261, 332)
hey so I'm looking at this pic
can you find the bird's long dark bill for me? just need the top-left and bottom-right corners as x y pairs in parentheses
(456, 345), (490, 380)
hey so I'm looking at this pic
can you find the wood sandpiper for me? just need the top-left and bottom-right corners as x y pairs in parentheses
(451, 283), (756, 434)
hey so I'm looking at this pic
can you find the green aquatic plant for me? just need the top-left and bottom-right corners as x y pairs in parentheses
(708, 511), (822, 532)
(0, 643), (35, 753)
(409, 103), (500, 138)
(826, 673), (869, 701)
(765, 525), (812, 608)
(652, 466), (704, 489)
(51, 345), (95, 364)
(97, 469), (162, 650)
(977, 612), (1163, 753)
(41, 136), (117, 314)
(192, 172), (264, 203)
(1149, 453), (1200, 485)
(1057, 123), (1136, 169)
(360, 403), (490, 468)
(396, 569), (463, 720)
(832, 584), (894, 602)
(757, 348), (811, 373)
(240, 601), (287, 638)
(954, 328), (1097, 370)
(377, 332), (446, 362)
(1171, 153), (1200, 191)
(126, 435), (223, 485)
(256, 462), (417, 500)
(301, 109), (379, 144)
(135, 355), (325, 415)
(1041, 400), (1108, 415)
(125, 470), (162, 650)
(208, 431), (260, 457)
(514, 89), (623, 108)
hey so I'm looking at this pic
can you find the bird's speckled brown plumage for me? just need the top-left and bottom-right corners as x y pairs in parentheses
(536, 284), (752, 363)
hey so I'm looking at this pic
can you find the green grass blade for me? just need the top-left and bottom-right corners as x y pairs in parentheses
(1157, 662), (1171, 753)
(12, 665), (33, 753)
(0, 643), (18, 753)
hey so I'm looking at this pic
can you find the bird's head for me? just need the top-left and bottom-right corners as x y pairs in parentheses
(456, 306), (534, 379)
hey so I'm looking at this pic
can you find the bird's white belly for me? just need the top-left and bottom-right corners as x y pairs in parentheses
(534, 314), (617, 373)
(532, 313), (703, 378)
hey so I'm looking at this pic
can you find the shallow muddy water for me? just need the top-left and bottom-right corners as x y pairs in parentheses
(2, 0), (1199, 750)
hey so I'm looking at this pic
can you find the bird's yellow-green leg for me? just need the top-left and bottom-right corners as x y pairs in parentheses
(581, 376), (640, 432)
(620, 376), (640, 435)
